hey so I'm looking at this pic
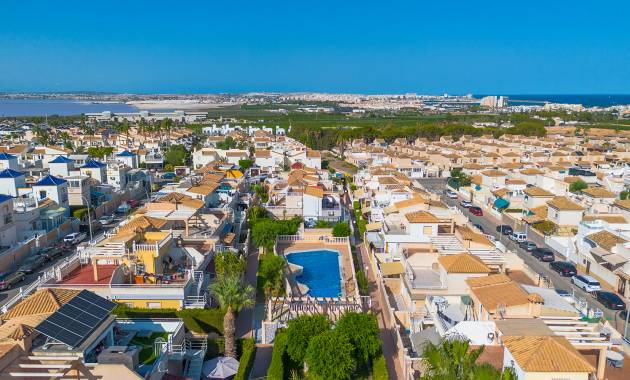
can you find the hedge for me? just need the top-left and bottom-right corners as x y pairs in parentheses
(372, 353), (388, 380)
(267, 331), (288, 380)
(112, 305), (225, 334)
(234, 338), (256, 380)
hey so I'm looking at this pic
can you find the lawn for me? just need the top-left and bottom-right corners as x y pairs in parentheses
(130, 332), (169, 365)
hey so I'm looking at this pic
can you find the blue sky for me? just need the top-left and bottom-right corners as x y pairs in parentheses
(1, 0), (629, 94)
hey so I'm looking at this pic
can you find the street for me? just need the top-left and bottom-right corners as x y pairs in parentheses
(0, 215), (123, 309)
(440, 194), (630, 336)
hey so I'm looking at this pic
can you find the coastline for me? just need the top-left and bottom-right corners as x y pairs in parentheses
(126, 100), (240, 110)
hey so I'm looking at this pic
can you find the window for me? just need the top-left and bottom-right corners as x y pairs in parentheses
(146, 302), (161, 309)
(423, 226), (433, 235)
(39, 190), (47, 199)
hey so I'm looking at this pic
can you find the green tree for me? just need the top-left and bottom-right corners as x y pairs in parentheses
(286, 314), (331, 364)
(335, 312), (381, 365)
(569, 179), (588, 193)
(164, 144), (188, 167)
(214, 251), (246, 279)
(332, 221), (352, 237)
(305, 330), (355, 380)
(238, 159), (253, 170)
(209, 276), (255, 358)
(258, 254), (286, 298)
(251, 218), (300, 253)
(87, 146), (114, 159)
(247, 205), (268, 226)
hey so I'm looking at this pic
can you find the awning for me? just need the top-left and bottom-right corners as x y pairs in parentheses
(602, 253), (628, 266)
(383, 205), (398, 215)
(365, 222), (382, 232)
(380, 262), (405, 276)
(494, 198), (510, 209)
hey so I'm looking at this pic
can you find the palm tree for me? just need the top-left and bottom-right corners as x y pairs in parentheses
(421, 339), (499, 380)
(209, 275), (255, 358)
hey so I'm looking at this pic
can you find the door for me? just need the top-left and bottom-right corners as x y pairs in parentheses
(586, 261), (591, 274)
(618, 275), (627, 297)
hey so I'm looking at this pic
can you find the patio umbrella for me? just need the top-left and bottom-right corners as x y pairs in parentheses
(202, 356), (240, 379)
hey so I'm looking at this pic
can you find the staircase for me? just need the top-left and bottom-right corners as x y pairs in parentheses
(185, 270), (208, 309)
(183, 338), (207, 380)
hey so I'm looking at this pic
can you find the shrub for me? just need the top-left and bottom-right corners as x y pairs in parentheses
(267, 331), (288, 380)
(234, 338), (256, 380)
(532, 220), (557, 236)
(305, 330), (355, 380)
(72, 208), (88, 220)
(569, 179), (588, 193)
(356, 270), (369, 296)
(286, 314), (331, 363)
(504, 208), (523, 213)
(215, 251), (246, 279)
(353, 200), (360, 211)
(238, 159), (253, 171)
(332, 221), (351, 237)
(372, 353), (388, 380)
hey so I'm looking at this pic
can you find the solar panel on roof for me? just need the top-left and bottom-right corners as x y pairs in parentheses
(35, 290), (115, 348)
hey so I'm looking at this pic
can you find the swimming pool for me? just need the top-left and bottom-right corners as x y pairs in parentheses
(286, 249), (342, 298)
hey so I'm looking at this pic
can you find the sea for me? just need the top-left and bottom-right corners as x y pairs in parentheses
(497, 95), (630, 108)
(0, 98), (138, 117)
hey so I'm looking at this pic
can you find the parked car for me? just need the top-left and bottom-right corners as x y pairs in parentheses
(473, 223), (484, 233)
(17, 254), (47, 274)
(509, 232), (527, 243)
(468, 206), (483, 216)
(63, 232), (87, 245)
(549, 261), (577, 277)
(445, 190), (458, 199)
(496, 225), (513, 235)
(127, 199), (139, 208)
(531, 248), (555, 262)
(620, 309), (628, 321)
(98, 214), (115, 225)
(571, 274), (602, 293)
(594, 291), (626, 310)
(518, 240), (537, 251)
(555, 288), (573, 303)
(0, 272), (25, 290)
(37, 246), (64, 261)
(460, 200), (473, 208)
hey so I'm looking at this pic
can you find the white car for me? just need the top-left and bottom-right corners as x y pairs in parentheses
(98, 214), (115, 225)
(445, 190), (458, 199)
(460, 200), (472, 208)
(509, 232), (527, 243)
(571, 275), (601, 293)
(63, 232), (87, 245)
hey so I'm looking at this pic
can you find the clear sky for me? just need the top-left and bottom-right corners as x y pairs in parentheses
(1, 0), (629, 94)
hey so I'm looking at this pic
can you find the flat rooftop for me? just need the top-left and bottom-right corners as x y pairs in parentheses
(57, 264), (117, 285)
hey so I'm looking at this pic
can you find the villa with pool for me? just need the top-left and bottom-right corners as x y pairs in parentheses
(261, 228), (368, 343)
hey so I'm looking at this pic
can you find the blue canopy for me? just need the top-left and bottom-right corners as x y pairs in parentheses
(494, 198), (510, 209)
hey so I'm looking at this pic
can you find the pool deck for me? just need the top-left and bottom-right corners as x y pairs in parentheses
(276, 239), (358, 297)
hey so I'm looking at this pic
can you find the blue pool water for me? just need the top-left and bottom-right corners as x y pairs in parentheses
(286, 249), (342, 297)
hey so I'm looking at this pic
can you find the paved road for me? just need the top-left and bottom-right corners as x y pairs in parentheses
(0, 217), (122, 308)
(441, 195), (630, 336)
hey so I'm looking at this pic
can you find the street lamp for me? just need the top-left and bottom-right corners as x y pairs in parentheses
(81, 195), (94, 243)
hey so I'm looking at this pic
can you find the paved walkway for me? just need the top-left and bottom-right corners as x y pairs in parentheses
(250, 344), (273, 379)
(236, 248), (260, 339)
(358, 242), (405, 380)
